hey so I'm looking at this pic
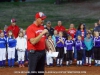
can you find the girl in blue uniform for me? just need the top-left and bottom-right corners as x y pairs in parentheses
(7, 31), (16, 67)
(0, 32), (6, 68)
(65, 35), (74, 66)
(56, 31), (65, 66)
(94, 31), (100, 66)
(75, 35), (85, 66)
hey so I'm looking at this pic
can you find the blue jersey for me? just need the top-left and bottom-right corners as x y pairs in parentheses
(75, 40), (85, 50)
(65, 40), (74, 50)
(94, 36), (100, 47)
(0, 38), (6, 48)
(56, 37), (65, 47)
(7, 37), (16, 48)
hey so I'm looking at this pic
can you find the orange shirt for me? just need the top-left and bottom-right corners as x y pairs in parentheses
(26, 24), (46, 51)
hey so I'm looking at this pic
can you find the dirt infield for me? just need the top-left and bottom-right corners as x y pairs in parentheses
(0, 62), (100, 75)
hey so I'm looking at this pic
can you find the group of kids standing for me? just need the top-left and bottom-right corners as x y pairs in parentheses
(0, 29), (27, 68)
(46, 22), (100, 67)
(0, 20), (100, 68)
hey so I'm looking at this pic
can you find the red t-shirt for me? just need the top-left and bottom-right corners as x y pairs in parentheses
(26, 24), (46, 51)
(7, 25), (20, 38)
(67, 28), (76, 39)
(81, 30), (84, 40)
(55, 25), (66, 32)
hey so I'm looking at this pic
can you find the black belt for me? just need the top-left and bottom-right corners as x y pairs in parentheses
(29, 50), (45, 53)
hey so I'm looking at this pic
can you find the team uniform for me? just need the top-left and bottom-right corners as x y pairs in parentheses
(46, 39), (56, 66)
(94, 36), (100, 66)
(0, 37), (6, 68)
(56, 37), (65, 66)
(7, 37), (16, 67)
(84, 37), (93, 66)
(75, 40), (85, 66)
(65, 40), (74, 66)
(16, 36), (27, 67)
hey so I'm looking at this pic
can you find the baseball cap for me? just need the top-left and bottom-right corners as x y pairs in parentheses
(11, 18), (16, 23)
(35, 12), (46, 20)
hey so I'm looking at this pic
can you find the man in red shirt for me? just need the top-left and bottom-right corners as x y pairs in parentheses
(7, 18), (20, 38)
(26, 12), (48, 75)
(67, 23), (76, 40)
(54, 21), (66, 32)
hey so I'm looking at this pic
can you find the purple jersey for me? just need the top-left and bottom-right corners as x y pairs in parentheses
(65, 40), (74, 50)
(75, 40), (85, 50)
(94, 36), (100, 47)
(56, 37), (65, 47)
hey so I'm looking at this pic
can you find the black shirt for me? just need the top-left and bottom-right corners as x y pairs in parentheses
(45, 27), (54, 36)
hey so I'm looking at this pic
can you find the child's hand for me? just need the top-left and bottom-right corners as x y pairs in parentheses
(17, 48), (20, 50)
(81, 47), (83, 49)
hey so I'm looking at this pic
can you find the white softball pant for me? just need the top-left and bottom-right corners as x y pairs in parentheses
(0, 48), (6, 61)
(46, 52), (53, 65)
(17, 51), (25, 61)
(8, 47), (15, 59)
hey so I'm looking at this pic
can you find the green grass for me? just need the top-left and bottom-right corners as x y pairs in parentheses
(0, 1), (100, 29)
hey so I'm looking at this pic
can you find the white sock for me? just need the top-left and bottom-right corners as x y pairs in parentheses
(95, 60), (97, 64)
(86, 57), (88, 64)
(97, 60), (99, 64)
(57, 59), (59, 64)
(50, 57), (53, 64)
(66, 61), (69, 65)
(89, 57), (91, 64)
(46, 56), (50, 65)
(80, 60), (82, 65)
(77, 61), (79, 65)
(98, 60), (100, 64)
(70, 60), (72, 64)
(60, 59), (63, 65)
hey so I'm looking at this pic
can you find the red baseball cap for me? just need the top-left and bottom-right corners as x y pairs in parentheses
(11, 18), (16, 23)
(35, 12), (46, 20)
